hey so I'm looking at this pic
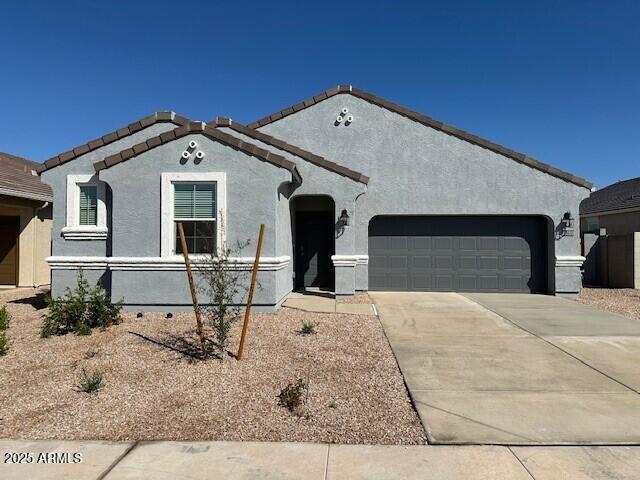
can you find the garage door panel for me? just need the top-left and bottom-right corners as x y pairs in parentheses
(368, 216), (546, 293)
(411, 237), (431, 250)
(459, 256), (477, 269)
(434, 255), (453, 268)
(413, 255), (431, 268)
(479, 275), (499, 290)
(503, 256), (524, 270)
(503, 276), (525, 291)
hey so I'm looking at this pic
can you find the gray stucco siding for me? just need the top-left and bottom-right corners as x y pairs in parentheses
(98, 134), (291, 258)
(219, 126), (368, 294)
(41, 122), (178, 259)
(109, 269), (277, 308)
(258, 94), (590, 294)
(51, 268), (109, 298)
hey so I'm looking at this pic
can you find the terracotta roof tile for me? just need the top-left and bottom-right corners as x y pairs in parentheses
(36, 111), (190, 174)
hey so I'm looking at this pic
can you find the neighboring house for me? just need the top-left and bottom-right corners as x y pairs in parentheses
(0, 152), (53, 287)
(580, 177), (640, 288)
(38, 86), (592, 311)
(580, 177), (640, 235)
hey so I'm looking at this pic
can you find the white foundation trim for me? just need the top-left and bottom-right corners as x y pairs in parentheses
(47, 255), (290, 271)
(64, 174), (107, 240)
(555, 255), (586, 267)
(160, 172), (227, 258)
(331, 254), (369, 267)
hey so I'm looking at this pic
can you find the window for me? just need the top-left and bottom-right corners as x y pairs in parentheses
(173, 183), (217, 254)
(161, 172), (226, 257)
(79, 185), (98, 226)
(63, 175), (107, 240)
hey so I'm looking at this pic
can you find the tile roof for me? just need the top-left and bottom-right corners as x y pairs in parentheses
(248, 85), (592, 189)
(93, 122), (302, 182)
(36, 111), (190, 173)
(0, 152), (53, 202)
(211, 117), (369, 184)
(580, 177), (640, 215)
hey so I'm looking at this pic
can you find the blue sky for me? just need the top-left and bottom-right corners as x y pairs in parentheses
(0, 1), (638, 188)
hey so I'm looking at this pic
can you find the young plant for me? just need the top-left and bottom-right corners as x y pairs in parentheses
(41, 269), (123, 338)
(300, 320), (317, 335)
(278, 378), (308, 413)
(78, 368), (104, 394)
(197, 219), (252, 359)
(0, 305), (11, 331)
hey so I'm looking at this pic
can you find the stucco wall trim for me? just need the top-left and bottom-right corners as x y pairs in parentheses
(332, 254), (369, 267)
(47, 255), (291, 271)
(556, 255), (586, 267)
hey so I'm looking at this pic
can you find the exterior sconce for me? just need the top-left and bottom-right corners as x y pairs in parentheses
(562, 211), (574, 236)
(339, 209), (350, 227)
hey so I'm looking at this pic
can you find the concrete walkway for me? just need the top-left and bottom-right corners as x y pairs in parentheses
(2, 439), (639, 479)
(283, 292), (375, 315)
(371, 292), (640, 445)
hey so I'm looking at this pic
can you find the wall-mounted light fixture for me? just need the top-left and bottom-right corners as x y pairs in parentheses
(339, 209), (350, 227)
(561, 211), (574, 236)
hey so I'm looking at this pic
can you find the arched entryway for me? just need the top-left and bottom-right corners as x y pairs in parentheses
(291, 195), (335, 291)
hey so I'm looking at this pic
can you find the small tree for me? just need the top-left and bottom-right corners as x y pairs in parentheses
(198, 238), (251, 360)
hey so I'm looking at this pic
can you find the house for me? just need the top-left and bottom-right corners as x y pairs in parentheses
(0, 152), (53, 287)
(580, 177), (640, 288)
(38, 86), (592, 311)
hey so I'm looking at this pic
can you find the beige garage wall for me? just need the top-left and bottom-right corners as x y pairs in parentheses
(0, 195), (52, 287)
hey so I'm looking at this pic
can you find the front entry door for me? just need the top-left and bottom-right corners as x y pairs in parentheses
(295, 211), (334, 289)
(0, 216), (20, 286)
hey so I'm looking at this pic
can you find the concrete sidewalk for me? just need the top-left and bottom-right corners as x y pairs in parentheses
(2, 439), (639, 479)
(283, 292), (375, 315)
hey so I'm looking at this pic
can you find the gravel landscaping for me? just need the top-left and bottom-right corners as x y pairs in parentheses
(578, 287), (640, 321)
(0, 288), (425, 444)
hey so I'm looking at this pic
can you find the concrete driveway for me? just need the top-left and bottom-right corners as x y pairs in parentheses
(371, 292), (640, 445)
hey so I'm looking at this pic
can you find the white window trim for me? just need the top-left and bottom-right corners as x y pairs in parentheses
(62, 174), (107, 240)
(160, 172), (227, 258)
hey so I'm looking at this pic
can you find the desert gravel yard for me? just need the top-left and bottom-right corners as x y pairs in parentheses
(578, 287), (640, 321)
(0, 288), (424, 444)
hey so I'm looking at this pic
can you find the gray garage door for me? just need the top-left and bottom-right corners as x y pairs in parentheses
(368, 216), (547, 293)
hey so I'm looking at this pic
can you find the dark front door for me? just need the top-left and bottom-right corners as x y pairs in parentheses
(368, 215), (547, 293)
(295, 211), (334, 289)
(0, 216), (20, 286)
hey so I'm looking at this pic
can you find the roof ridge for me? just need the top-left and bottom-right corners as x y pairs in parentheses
(92, 121), (301, 182)
(36, 111), (191, 174)
(247, 85), (592, 189)
(210, 116), (368, 185)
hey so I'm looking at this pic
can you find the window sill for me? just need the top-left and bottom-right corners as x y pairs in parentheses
(61, 226), (108, 240)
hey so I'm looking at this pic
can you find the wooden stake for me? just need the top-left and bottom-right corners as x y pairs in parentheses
(237, 223), (265, 360)
(177, 222), (207, 359)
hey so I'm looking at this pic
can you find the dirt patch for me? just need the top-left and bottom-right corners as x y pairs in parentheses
(0, 288), (425, 444)
(578, 288), (640, 321)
